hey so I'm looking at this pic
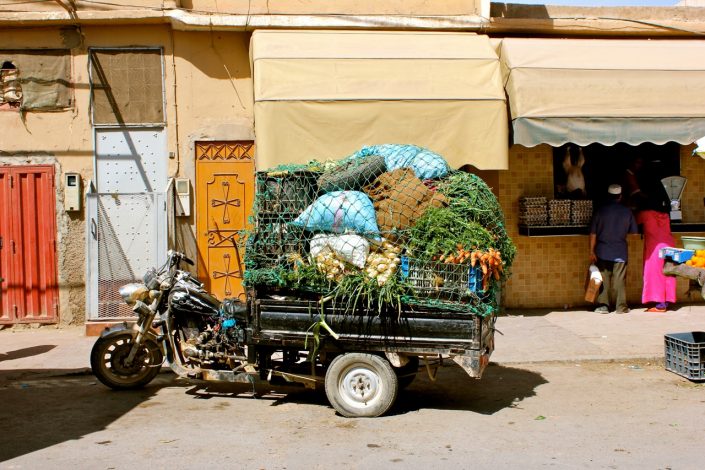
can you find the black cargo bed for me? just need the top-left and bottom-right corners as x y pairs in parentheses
(251, 297), (493, 355)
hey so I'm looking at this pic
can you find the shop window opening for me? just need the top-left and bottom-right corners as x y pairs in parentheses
(552, 142), (680, 209)
(519, 142), (683, 236)
(0, 61), (22, 109)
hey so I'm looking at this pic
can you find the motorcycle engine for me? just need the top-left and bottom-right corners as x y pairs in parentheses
(180, 298), (249, 366)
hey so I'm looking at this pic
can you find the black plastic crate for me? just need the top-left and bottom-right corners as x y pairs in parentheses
(250, 170), (319, 268)
(248, 222), (309, 267)
(664, 331), (705, 381)
(255, 170), (319, 217)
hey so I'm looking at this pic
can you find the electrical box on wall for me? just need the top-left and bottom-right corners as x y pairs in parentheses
(64, 173), (82, 212)
(175, 178), (191, 217)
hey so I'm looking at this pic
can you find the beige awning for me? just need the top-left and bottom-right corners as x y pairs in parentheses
(500, 38), (705, 147)
(251, 30), (508, 170)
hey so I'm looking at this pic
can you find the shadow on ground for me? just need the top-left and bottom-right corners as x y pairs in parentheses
(0, 362), (546, 461)
(0, 345), (56, 362)
(181, 362), (548, 417)
(0, 371), (171, 462)
(394, 362), (547, 416)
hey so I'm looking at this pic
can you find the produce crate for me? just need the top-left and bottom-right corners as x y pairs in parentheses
(400, 257), (485, 301)
(248, 222), (308, 266)
(255, 170), (319, 217)
(250, 170), (319, 268)
(664, 331), (705, 381)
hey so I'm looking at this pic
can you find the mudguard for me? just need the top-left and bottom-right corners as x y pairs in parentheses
(98, 322), (159, 344)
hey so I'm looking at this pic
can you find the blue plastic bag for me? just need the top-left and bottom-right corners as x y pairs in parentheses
(353, 144), (449, 179)
(291, 191), (380, 236)
(409, 148), (450, 179)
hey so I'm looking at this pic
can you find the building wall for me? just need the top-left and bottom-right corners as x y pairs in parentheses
(170, 30), (255, 265)
(499, 144), (705, 310)
(0, 25), (254, 324)
(2, 27), (91, 326)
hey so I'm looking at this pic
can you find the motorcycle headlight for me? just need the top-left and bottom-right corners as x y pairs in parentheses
(119, 283), (150, 306)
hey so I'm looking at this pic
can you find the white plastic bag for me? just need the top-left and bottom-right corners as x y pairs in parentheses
(585, 264), (603, 303)
(310, 234), (370, 269)
(588, 264), (603, 284)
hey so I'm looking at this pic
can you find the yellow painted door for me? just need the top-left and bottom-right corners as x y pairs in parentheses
(195, 142), (255, 301)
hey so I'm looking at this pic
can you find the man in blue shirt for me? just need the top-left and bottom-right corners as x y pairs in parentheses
(589, 184), (639, 313)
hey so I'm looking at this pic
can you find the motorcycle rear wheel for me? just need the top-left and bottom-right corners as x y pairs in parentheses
(91, 333), (163, 390)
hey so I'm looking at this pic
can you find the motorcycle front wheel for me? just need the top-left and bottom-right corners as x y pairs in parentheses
(90, 333), (163, 390)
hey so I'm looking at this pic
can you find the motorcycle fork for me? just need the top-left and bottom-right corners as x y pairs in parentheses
(162, 315), (182, 366)
(125, 299), (159, 366)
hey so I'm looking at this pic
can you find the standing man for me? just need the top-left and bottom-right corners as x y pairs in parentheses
(589, 184), (639, 313)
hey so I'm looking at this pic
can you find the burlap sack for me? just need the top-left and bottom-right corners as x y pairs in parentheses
(364, 168), (447, 234)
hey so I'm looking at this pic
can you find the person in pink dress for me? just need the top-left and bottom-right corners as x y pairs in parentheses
(625, 156), (676, 313)
(637, 210), (676, 312)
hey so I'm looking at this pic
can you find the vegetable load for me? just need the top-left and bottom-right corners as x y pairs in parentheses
(244, 144), (515, 317)
(365, 241), (402, 286)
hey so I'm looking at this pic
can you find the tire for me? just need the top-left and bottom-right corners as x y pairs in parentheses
(324, 353), (398, 418)
(394, 356), (419, 390)
(90, 333), (163, 390)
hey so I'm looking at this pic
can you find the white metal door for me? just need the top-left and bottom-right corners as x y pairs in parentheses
(88, 127), (167, 320)
(96, 127), (167, 193)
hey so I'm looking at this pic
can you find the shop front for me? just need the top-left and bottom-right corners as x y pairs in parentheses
(496, 38), (705, 309)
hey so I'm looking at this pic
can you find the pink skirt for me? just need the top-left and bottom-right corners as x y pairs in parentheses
(637, 210), (676, 304)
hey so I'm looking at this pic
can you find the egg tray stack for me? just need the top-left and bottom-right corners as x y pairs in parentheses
(571, 200), (593, 226)
(548, 200), (571, 226)
(519, 197), (548, 226)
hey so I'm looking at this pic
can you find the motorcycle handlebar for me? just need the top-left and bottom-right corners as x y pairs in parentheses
(168, 250), (195, 267)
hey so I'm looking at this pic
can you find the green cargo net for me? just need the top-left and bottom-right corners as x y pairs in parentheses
(243, 145), (515, 317)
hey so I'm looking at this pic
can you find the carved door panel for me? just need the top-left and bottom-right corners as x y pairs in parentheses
(195, 142), (255, 301)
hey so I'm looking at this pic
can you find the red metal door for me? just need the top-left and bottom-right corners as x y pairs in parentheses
(0, 165), (58, 324)
(0, 168), (12, 322)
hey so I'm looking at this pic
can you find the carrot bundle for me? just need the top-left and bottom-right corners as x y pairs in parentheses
(432, 246), (504, 290)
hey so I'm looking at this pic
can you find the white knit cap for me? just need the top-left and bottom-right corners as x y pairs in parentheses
(608, 184), (622, 195)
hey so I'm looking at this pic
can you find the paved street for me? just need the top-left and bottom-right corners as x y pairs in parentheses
(2, 307), (705, 469)
(1, 359), (704, 469)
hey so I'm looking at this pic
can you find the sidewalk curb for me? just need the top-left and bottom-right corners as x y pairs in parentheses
(492, 356), (664, 367)
(0, 368), (92, 383)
